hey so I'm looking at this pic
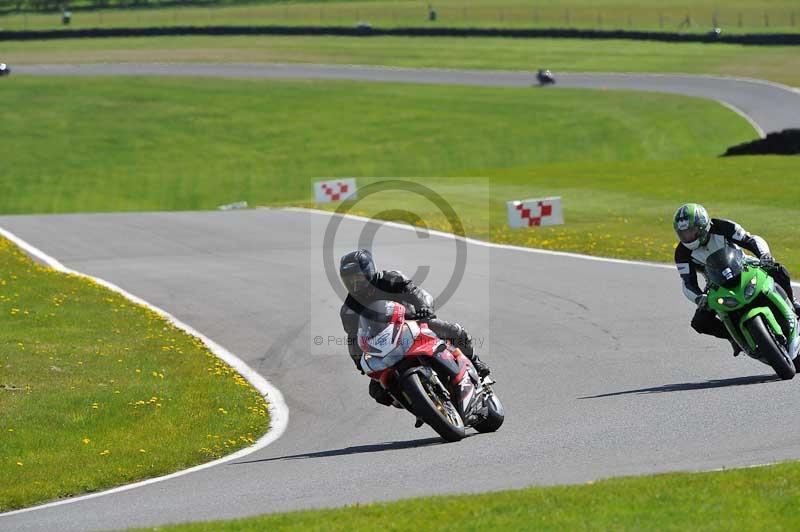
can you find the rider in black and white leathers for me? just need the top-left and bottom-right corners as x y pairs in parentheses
(675, 217), (800, 348)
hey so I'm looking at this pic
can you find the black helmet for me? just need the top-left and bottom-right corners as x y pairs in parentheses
(340, 249), (376, 294)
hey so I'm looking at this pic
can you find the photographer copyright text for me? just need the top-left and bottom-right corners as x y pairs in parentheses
(312, 335), (484, 349)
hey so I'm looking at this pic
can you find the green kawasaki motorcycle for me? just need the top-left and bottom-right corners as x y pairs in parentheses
(706, 247), (800, 380)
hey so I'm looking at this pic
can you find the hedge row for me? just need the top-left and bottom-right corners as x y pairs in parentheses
(723, 129), (800, 156)
(2, 24), (800, 44)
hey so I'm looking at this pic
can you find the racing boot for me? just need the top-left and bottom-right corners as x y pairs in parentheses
(729, 339), (742, 357)
(468, 352), (492, 378)
(455, 331), (492, 378)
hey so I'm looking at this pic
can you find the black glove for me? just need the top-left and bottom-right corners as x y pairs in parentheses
(760, 253), (776, 269)
(414, 306), (434, 319)
(696, 294), (709, 310)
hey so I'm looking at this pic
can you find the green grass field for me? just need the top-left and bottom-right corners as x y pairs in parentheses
(0, 237), (270, 511)
(133, 460), (800, 531)
(0, 77), (754, 214)
(2, 0), (800, 33)
(4, 35), (800, 88)
(2, 75), (797, 272)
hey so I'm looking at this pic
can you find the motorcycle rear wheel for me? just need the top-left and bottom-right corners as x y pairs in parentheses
(401, 372), (465, 442)
(745, 316), (795, 380)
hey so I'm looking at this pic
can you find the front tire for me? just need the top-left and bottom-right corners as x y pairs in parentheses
(473, 393), (505, 433)
(401, 372), (465, 442)
(745, 316), (795, 380)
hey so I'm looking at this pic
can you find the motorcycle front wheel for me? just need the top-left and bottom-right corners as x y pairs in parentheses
(473, 393), (505, 433)
(745, 316), (795, 380)
(401, 372), (465, 442)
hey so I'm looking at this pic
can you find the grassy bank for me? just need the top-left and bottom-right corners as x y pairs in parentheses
(0, 76), (753, 213)
(0, 236), (270, 511)
(4, 76), (797, 271)
(4, 36), (800, 88)
(2, 0), (800, 33)
(134, 459), (800, 531)
(309, 156), (800, 271)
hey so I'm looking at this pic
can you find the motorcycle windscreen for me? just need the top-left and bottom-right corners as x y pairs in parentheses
(361, 324), (415, 373)
(705, 247), (745, 288)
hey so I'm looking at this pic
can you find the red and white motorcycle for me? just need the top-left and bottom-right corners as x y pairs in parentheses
(358, 300), (504, 442)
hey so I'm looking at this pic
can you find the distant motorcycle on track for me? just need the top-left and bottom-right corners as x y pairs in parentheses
(536, 69), (555, 86)
(0, 63), (10, 77)
(358, 300), (504, 442)
(706, 247), (800, 379)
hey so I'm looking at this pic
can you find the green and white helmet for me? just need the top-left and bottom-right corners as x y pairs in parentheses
(673, 203), (711, 250)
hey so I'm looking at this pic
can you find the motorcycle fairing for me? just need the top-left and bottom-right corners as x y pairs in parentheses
(709, 265), (767, 312)
(360, 322), (420, 375)
(405, 322), (443, 357)
(710, 263), (798, 359)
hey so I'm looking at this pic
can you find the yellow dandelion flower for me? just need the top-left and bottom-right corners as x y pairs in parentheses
(139, 449), (146, 453)
(82, 438), (91, 444)
(16, 461), (23, 466)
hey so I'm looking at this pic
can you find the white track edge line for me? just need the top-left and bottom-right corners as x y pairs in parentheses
(0, 226), (289, 518)
(280, 207), (800, 289)
(717, 100), (766, 138)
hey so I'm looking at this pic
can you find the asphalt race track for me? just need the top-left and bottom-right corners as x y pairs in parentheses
(2, 64), (800, 530)
(15, 62), (800, 134)
(3, 209), (800, 531)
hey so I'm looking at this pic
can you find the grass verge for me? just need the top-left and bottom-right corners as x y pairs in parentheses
(0, 75), (754, 215)
(4, 36), (800, 87)
(3, 76), (796, 271)
(0, 236), (270, 511)
(132, 459), (800, 531)
(2, 0), (800, 33)
(302, 155), (800, 272)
